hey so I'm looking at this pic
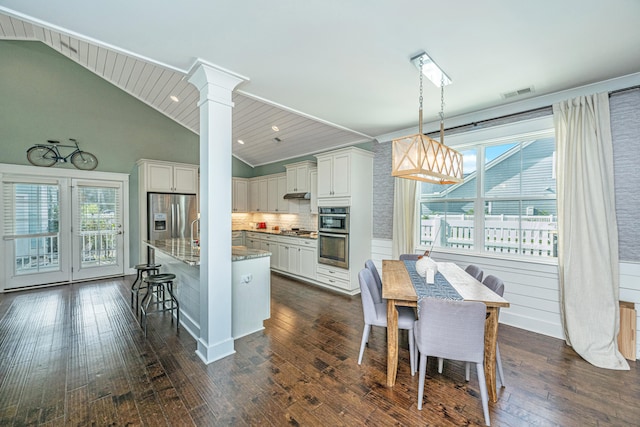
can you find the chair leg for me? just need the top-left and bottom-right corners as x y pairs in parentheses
(130, 270), (142, 308)
(465, 362), (471, 382)
(408, 329), (415, 376)
(476, 362), (491, 426)
(417, 354), (427, 410)
(438, 357), (443, 374)
(357, 324), (371, 365)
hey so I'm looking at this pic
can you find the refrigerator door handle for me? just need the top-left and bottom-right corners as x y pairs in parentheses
(172, 203), (177, 238)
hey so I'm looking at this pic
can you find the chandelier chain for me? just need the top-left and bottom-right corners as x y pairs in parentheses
(440, 75), (445, 122)
(419, 55), (424, 112)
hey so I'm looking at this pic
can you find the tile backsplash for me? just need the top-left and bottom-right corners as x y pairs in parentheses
(232, 211), (318, 231)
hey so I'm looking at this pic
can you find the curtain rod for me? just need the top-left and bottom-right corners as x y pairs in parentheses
(431, 85), (640, 135)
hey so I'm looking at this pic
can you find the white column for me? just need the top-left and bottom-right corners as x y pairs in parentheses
(188, 61), (246, 364)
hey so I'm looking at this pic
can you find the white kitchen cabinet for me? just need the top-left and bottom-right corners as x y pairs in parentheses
(232, 230), (245, 246)
(232, 178), (248, 212)
(249, 178), (268, 212)
(285, 161), (316, 193)
(309, 168), (318, 214)
(278, 244), (291, 271)
(140, 160), (198, 194)
(267, 173), (288, 213)
(297, 240), (317, 280)
(316, 151), (350, 198)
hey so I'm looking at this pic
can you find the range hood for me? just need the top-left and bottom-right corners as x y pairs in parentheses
(283, 192), (311, 200)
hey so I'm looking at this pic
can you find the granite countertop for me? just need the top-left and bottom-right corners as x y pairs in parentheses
(145, 239), (271, 266)
(233, 228), (318, 239)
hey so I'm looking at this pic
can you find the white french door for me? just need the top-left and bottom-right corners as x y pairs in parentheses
(2, 172), (126, 290)
(2, 176), (71, 289)
(71, 180), (124, 281)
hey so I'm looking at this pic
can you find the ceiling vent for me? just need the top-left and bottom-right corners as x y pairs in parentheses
(501, 86), (534, 99)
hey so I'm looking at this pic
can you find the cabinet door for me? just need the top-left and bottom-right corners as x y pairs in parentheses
(331, 153), (351, 197)
(232, 179), (248, 212)
(288, 244), (300, 275)
(267, 177), (279, 212)
(295, 166), (308, 192)
(147, 163), (173, 192)
(309, 169), (318, 214)
(249, 180), (260, 212)
(298, 245), (317, 279)
(316, 157), (333, 197)
(278, 245), (290, 271)
(277, 176), (289, 213)
(173, 166), (198, 193)
(258, 179), (268, 212)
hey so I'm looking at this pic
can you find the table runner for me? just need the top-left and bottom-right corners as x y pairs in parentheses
(403, 260), (463, 301)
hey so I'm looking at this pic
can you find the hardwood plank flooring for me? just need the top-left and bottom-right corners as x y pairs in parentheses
(0, 273), (639, 426)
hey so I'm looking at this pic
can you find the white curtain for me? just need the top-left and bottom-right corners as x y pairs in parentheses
(554, 92), (629, 370)
(392, 178), (417, 259)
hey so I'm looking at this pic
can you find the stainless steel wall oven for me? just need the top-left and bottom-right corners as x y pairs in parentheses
(318, 207), (349, 269)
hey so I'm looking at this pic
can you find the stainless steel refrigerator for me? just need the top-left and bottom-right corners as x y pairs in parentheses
(147, 192), (198, 241)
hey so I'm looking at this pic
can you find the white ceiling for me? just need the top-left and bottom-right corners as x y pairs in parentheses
(1, 1), (640, 166)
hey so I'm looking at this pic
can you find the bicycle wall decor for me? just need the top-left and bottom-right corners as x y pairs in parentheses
(27, 138), (99, 171)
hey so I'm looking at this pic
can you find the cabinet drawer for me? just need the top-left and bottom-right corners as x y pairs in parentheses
(316, 272), (350, 290)
(316, 265), (349, 281)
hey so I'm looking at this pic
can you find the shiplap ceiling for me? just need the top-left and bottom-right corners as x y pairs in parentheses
(1, 2), (640, 166)
(0, 13), (371, 166)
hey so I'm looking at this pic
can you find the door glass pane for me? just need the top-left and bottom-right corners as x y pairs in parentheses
(78, 186), (120, 267)
(7, 183), (61, 275)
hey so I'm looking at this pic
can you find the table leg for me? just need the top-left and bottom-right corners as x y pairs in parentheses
(386, 299), (399, 387)
(484, 307), (499, 402)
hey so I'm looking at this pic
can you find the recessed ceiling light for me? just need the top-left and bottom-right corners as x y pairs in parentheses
(271, 125), (279, 132)
(237, 139), (245, 145)
(170, 95), (179, 102)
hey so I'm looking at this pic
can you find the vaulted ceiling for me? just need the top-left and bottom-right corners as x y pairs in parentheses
(1, 2), (639, 166)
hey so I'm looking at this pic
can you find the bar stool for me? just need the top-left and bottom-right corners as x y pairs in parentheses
(130, 263), (161, 316)
(140, 273), (179, 337)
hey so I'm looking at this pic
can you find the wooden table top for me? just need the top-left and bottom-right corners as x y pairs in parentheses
(381, 259), (510, 308)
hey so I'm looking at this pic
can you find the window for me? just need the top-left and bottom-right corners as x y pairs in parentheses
(418, 129), (557, 259)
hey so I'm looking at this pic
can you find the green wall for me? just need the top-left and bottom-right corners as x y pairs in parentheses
(0, 41), (201, 172)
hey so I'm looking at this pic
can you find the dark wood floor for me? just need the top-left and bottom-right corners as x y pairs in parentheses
(0, 274), (639, 426)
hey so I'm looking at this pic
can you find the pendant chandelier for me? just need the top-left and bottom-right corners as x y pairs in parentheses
(392, 52), (463, 184)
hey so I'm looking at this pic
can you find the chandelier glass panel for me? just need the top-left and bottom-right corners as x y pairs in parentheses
(392, 52), (463, 184)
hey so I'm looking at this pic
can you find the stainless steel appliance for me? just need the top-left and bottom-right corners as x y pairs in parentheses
(318, 206), (349, 233)
(147, 192), (198, 241)
(318, 207), (350, 269)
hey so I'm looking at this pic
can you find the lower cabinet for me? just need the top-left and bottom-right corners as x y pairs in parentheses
(316, 265), (351, 290)
(238, 231), (359, 294)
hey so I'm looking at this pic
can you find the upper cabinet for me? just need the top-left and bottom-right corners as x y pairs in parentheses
(138, 159), (198, 194)
(316, 150), (355, 198)
(232, 178), (249, 212)
(285, 161), (316, 193)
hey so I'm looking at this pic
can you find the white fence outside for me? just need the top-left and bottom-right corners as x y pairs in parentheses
(420, 214), (557, 257)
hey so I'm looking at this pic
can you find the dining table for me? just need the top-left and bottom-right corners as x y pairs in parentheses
(382, 259), (510, 403)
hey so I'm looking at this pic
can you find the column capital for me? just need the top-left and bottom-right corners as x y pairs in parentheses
(188, 59), (248, 107)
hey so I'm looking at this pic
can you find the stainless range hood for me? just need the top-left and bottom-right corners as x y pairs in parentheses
(283, 192), (311, 200)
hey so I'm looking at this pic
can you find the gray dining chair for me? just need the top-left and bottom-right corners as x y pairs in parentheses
(436, 263), (484, 378)
(364, 259), (383, 303)
(465, 264), (484, 282)
(414, 297), (490, 426)
(482, 274), (506, 390)
(358, 268), (416, 375)
(399, 253), (421, 261)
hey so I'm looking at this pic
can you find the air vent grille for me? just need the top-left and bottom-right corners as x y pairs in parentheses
(501, 86), (534, 99)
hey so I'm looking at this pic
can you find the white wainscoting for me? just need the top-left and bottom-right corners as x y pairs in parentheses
(372, 238), (640, 360)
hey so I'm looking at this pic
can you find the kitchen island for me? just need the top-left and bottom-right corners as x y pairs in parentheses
(144, 239), (271, 340)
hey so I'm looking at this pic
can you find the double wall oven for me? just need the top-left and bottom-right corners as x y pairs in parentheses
(318, 207), (349, 269)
